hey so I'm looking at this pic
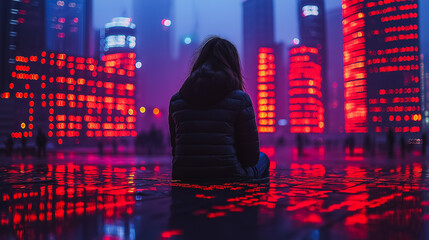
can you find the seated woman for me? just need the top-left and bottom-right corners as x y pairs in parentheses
(169, 37), (269, 182)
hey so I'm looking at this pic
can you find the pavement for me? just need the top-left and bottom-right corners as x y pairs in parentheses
(0, 146), (429, 240)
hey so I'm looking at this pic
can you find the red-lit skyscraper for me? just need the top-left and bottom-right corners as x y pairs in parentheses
(288, 46), (324, 133)
(289, 0), (326, 134)
(343, 0), (421, 134)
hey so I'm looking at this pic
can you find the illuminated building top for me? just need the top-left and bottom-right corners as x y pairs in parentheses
(104, 18), (136, 54)
(105, 17), (136, 29)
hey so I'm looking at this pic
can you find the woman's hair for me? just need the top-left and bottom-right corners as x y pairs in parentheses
(190, 37), (244, 90)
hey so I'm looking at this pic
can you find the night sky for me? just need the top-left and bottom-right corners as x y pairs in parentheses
(94, 0), (429, 60)
(94, 0), (343, 56)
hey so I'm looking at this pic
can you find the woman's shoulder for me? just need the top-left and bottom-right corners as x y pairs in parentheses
(169, 92), (183, 104)
(226, 90), (252, 105)
(227, 89), (248, 99)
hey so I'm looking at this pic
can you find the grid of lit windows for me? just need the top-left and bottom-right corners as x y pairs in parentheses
(365, 0), (421, 133)
(342, 0), (421, 134)
(288, 46), (324, 133)
(1, 51), (137, 145)
(257, 47), (276, 133)
(342, 0), (367, 133)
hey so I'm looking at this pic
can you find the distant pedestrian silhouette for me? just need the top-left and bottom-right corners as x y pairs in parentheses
(363, 133), (371, 155)
(5, 135), (13, 156)
(36, 129), (48, 158)
(98, 141), (104, 156)
(112, 139), (118, 155)
(21, 137), (27, 157)
(297, 133), (303, 157)
(387, 128), (395, 158)
(400, 135), (406, 158)
(349, 135), (355, 156)
(422, 133), (427, 156)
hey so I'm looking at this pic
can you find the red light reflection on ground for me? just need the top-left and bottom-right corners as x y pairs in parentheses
(0, 153), (428, 239)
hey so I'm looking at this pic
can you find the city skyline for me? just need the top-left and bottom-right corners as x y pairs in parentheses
(93, 0), (428, 59)
(94, 0), (343, 57)
(1, 0), (428, 144)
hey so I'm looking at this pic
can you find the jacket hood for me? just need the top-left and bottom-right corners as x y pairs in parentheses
(179, 65), (239, 107)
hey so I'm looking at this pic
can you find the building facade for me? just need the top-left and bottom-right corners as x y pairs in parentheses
(288, 45), (324, 133)
(294, 0), (327, 133)
(326, 7), (345, 133)
(0, 50), (137, 145)
(1, 0), (46, 92)
(133, 0), (174, 112)
(243, 0), (280, 133)
(0, 12), (136, 146)
(343, 0), (422, 134)
(46, 0), (93, 56)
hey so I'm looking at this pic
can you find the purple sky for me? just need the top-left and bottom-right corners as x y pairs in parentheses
(94, 0), (428, 58)
(94, 0), (343, 57)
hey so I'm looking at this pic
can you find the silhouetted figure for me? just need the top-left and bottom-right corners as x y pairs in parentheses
(422, 133), (427, 156)
(349, 135), (355, 156)
(168, 37), (270, 182)
(155, 129), (164, 153)
(344, 137), (349, 153)
(36, 129), (48, 158)
(326, 139), (331, 152)
(135, 132), (148, 155)
(97, 141), (104, 156)
(112, 139), (118, 155)
(147, 125), (165, 155)
(5, 135), (13, 156)
(20, 137), (27, 157)
(297, 133), (303, 157)
(387, 128), (395, 158)
(363, 134), (371, 155)
(400, 135), (406, 158)
(370, 136), (376, 157)
(147, 125), (158, 155)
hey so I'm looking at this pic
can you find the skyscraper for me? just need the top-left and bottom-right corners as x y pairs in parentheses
(133, 0), (173, 110)
(1, 0), (46, 91)
(294, 0), (327, 133)
(343, 0), (422, 134)
(243, 0), (279, 133)
(298, 0), (326, 48)
(45, 0), (93, 56)
(0, 12), (137, 146)
(288, 45), (324, 133)
(327, 7), (344, 133)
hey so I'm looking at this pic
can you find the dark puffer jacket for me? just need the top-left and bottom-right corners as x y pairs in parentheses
(169, 68), (260, 182)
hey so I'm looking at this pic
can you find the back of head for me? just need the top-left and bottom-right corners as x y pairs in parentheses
(179, 37), (244, 107)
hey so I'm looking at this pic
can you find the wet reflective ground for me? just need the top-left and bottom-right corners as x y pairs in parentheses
(1, 147), (429, 240)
